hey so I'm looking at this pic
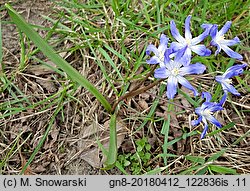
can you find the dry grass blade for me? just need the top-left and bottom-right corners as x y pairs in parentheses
(5, 3), (112, 112)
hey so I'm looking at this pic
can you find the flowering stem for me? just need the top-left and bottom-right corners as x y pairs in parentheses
(111, 78), (165, 113)
(130, 65), (157, 92)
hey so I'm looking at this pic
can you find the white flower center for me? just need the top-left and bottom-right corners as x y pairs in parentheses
(186, 38), (192, 46)
(171, 68), (180, 76)
(159, 51), (164, 62)
(201, 109), (212, 118)
(216, 35), (225, 42)
(224, 78), (232, 84)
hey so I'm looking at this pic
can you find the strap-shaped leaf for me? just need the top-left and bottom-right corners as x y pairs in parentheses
(5, 4), (112, 112)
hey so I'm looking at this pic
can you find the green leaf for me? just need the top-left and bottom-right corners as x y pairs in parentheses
(105, 113), (117, 168)
(161, 112), (171, 135)
(208, 165), (238, 175)
(207, 122), (235, 136)
(178, 89), (199, 107)
(180, 165), (205, 175)
(0, 19), (2, 66)
(5, 4), (111, 112)
(144, 167), (164, 175)
(99, 47), (123, 79)
(114, 161), (129, 175)
(196, 166), (208, 175)
(207, 149), (226, 162)
(124, 160), (131, 167)
(145, 144), (151, 151)
(103, 44), (128, 65)
(137, 145), (143, 152)
(186, 155), (205, 165)
(144, 153), (151, 160)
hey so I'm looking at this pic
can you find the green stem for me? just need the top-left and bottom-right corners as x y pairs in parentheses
(162, 101), (174, 168)
(105, 113), (117, 168)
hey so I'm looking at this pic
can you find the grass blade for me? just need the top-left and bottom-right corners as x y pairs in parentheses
(207, 122), (235, 137)
(5, 4), (112, 112)
(207, 149), (226, 162)
(208, 164), (238, 175)
(0, 19), (2, 66)
(20, 89), (66, 174)
(99, 47), (123, 80)
(185, 155), (205, 165)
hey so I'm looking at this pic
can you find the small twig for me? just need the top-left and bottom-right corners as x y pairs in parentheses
(111, 79), (165, 113)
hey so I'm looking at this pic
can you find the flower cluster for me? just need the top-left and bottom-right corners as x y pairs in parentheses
(146, 15), (247, 138)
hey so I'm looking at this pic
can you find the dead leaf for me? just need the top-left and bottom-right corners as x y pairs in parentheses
(138, 100), (149, 110)
(27, 64), (56, 75)
(34, 165), (47, 173)
(36, 78), (57, 93)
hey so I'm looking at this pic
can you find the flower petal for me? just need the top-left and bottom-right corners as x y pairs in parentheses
(158, 34), (169, 53)
(223, 64), (247, 79)
(179, 63), (206, 76)
(215, 75), (223, 83)
(191, 30), (209, 44)
(200, 122), (208, 139)
(170, 42), (184, 53)
(164, 48), (173, 64)
(177, 76), (198, 96)
(174, 45), (187, 60)
(146, 44), (158, 55)
(210, 24), (218, 39)
(201, 23), (214, 32)
(214, 44), (221, 56)
(220, 37), (240, 46)
(170, 20), (185, 43)
(176, 47), (191, 66)
(154, 67), (170, 79)
(206, 115), (222, 128)
(221, 45), (243, 60)
(166, 76), (178, 99)
(195, 107), (202, 115)
(218, 21), (232, 36)
(209, 105), (223, 113)
(221, 82), (241, 96)
(185, 15), (192, 39)
(191, 116), (202, 126)
(191, 45), (211, 56)
(219, 93), (227, 106)
(160, 34), (169, 45)
(146, 56), (161, 64)
(202, 92), (212, 102)
(201, 102), (218, 111)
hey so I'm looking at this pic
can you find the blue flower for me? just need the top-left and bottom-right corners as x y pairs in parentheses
(146, 34), (169, 67)
(201, 23), (213, 32)
(170, 15), (211, 65)
(191, 92), (224, 139)
(215, 63), (247, 96)
(209, 21), (243, 60)
(154, 50), (206, 99)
